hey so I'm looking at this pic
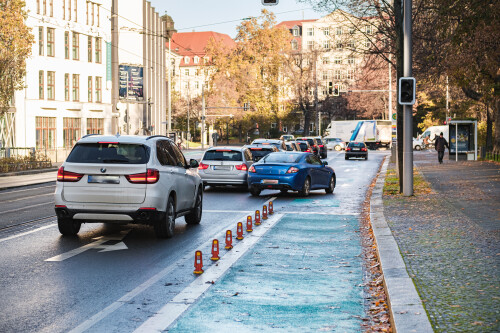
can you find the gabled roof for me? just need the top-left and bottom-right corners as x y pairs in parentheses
(167, 31), (235, 58)
(276, 19), (317, 29)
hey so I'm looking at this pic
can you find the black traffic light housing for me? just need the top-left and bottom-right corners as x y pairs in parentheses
(398, 77), (416, 105)
(262, 0), (279, 5)
(333, 84), (340, 96)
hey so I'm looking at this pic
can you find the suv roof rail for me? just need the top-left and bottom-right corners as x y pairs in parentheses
(146, 135), (171, 141)
(81, 134), (99, 139)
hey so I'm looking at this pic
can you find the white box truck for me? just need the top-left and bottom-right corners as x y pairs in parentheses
(324, 120), (391, 149)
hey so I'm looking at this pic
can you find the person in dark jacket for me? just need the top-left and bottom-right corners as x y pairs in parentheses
(435, 132), (449, 164)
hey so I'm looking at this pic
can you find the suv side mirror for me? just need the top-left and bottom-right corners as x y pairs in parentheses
(189, 159), (199, 168)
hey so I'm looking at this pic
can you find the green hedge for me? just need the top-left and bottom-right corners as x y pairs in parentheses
(0, 153), (52, 173)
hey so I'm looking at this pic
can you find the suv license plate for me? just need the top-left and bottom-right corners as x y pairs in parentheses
(263, 179), (278, 184)
(88, 175), (120, 184)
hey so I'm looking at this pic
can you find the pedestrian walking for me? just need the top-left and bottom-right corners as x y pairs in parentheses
(435, 132), (449, 164)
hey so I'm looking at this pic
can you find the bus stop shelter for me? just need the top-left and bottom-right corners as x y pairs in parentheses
(449, 120), (477, 161)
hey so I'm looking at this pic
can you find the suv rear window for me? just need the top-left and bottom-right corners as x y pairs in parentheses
(66, 143), (149, 164)
(296, 142), (308, 150)
(203, 150), (242, 161)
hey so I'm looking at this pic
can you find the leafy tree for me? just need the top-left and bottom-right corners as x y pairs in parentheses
(0, 0), (34, 114)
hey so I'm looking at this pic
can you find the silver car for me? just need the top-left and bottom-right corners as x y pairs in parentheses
(54, 134), (203, 238)
(198, 147), (253, 187)
(325, 137), (346, 151)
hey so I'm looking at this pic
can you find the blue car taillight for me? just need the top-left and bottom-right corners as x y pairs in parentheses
(286, 167), (299, 173)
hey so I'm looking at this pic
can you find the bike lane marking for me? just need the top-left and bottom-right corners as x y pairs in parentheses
(134, 212), (284, 333)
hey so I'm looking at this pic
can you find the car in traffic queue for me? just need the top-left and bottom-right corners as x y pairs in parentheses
(244, 144), (280, 162)
(279, 134), (295, 142)
(313, 136), (328, 158)
(296, 137), (320, 156)
(251, 138), (287, 151)
(295, 140), (312, 152)
(198, 147), (253, 188)
(54, 134), (203, 238)
(247, 151), (336, 197)
(345, 141), (368, 160)
(284, 141), (300, 151)
(324, 137), (346, 151)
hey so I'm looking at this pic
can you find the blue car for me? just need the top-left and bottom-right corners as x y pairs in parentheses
(247, 152), (336, 197)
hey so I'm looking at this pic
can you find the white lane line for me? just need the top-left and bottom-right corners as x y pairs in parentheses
(134, 213), (284, 333)
(284, 211), (358, 215)
(1, 202), (53, 214)
(204, 210), (253, 214)
(69, 197), (278, 333)
(1, 193), (53, 204)
(0, 224), (56, 243)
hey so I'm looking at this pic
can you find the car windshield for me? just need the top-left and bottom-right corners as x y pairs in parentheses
(66, 143), (149, 164)
(203, 150), (242, 161)
(349, 142), (365, 148)
(263, 153), (302, 163)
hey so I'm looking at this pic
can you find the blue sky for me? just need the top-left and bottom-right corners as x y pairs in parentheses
(149, 0), (328, 38)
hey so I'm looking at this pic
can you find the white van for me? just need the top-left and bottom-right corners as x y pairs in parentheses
(419, 125), (449, 144)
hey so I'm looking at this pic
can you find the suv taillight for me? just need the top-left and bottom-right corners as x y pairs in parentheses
(125, 168), (159, 184)
(57, 167), (84, 182)
(198, 162), (209, 170)
(235, 164), (248, 171)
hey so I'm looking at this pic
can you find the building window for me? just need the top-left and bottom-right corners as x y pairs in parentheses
(73, 0), (77, 22)
(43, 0), (46, 15)
(347, 69), (354, 80)
(322, 71), (329, 80)
(72, 74), (79, 101)
(39, 71), (44, 99)
(63, 118), (81, 148)
(72, 32), (79, 60)
(292, 27), (299, 36)
(47, 28), (55, 57)
(365, 25), (372, 34)
(334, 56), (342, 64)
(323, 40), (330, 50)
(184, 56), (190, 64)
(64, 31), (69, 59)
(91, 2), (94, 26)
(364, 39), (371, 48)
(37, 0), (40, 14)
(88, 76), (92, 102)
(334, 69), (342, 80)
(349, 27), (355, 34)
(307, 28), (314, 36)
(38, 27), (44, 56)
(347, 40), (355, 49)
(95, 37), (102, 63)
(87, 36), (92, 62)
(322, 57), (329, 65)
(64, 73), (70, 101)
(347, 55), (355, 64)
(203, 57), (209, 64)
(97, 5), (100, 27)
(47, 71), (55, 100)
(184, 69), (189, 76)
(336, 42), (343, 51)
(194, 81), (199, 90)
(95, 77), (102, 102)
(62, 0), (65, 20)
(49, 0), (53, 16)
(336, 27), (343, 35)
(36, 117), (56, 149)
(68, 0), (71, 21)
(323, 27), (330, 36)
(291, 40), (298, 50)
(307, 41), (314, 50)
(194, 56), (199, 64)
(86, 118), (103, 134)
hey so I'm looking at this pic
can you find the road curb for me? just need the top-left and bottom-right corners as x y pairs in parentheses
(0, 167), (58, 178)
(370, 158), (433, 333)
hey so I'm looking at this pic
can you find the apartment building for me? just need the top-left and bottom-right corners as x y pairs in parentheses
(9, 0), (112, 162)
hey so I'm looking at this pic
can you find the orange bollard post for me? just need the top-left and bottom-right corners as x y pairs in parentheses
(255, 210), (261, 225)
(236, 222), (244, 240)
(246, 216), (253, 232)
(225, 230), (233, 250)
(193, 250), (204, 275)
(211, 239), (220, 261)
(269, 201), (274, 215)
(262, 205), (268, 220)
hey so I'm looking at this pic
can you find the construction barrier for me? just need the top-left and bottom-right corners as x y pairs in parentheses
(269, 201), (274, 215)
(236, 222), (244, 240)
(246, 216), (253, 232)
(225, 230), (233, 250)
(193, 250), (204, 275)
(262, 205), (268, 220)
(211, 239), (220, 261)
(255, 210), (261, 225)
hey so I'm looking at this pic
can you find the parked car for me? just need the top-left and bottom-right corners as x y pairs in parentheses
(54, 134), (203, 238)
(244, 144), (280, 162)
(413, 138), (423, 151)
(345, 141), (368, 160)
(198, 147), (253, 187)
(296, 137), (320, 156)
(284, 141), (300, 151)
(313, 136), (327, 159)
(324, 137), (346, 151)
(247, 151), (336, 197)
(279, 134), (295, 142)
(251, 138), (287, 151)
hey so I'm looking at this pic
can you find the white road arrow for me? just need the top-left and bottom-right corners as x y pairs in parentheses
(45, 230), (131, 262)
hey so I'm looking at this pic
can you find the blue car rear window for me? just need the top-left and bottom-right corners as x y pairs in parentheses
(263, 153), (302, 163)
(203, 150), (242, 161)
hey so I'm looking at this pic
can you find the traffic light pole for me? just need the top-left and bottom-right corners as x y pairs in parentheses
(403, 0), (413, 196)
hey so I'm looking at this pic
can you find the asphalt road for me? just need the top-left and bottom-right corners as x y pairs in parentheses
(0, 150), (388, 332)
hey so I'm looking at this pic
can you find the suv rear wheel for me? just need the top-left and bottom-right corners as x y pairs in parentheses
(185, 189), (202, 225)
(155, 196), (176, 238)
(57, 218), (81, 236)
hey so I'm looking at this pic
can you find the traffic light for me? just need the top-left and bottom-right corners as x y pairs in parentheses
(243, 102), (250, 111)
(398, 77), (416, 105)
(262, 0), (279, 5)
(333, 84), (339, 96)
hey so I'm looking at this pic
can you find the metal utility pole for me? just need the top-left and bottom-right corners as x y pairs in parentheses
(111, 0), (119, 134)
(201, 84), (206, 149)
(402, 0), (413, 196)
(167, 38), (172, 134)
(446, 75), (449, 119)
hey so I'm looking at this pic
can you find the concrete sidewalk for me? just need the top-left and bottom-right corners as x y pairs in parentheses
(0, 169), (58, 190)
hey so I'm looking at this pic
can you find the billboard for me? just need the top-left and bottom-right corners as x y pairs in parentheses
(119, 65), (144, 100)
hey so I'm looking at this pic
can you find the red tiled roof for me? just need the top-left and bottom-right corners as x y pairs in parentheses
(167, 31), (235, 57)
(276, 19), (317, 29)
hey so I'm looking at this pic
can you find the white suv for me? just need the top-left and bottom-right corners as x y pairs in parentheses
(54, 134), (203, 238)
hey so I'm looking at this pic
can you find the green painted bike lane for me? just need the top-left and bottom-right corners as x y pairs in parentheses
(169, 198), (364, 332)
